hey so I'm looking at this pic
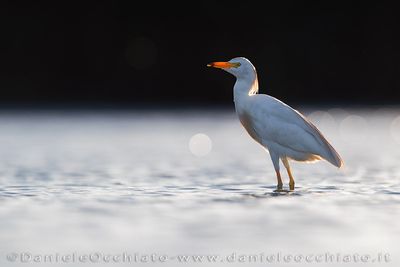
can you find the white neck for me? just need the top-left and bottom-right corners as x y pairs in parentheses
(233, 73), (259, 103)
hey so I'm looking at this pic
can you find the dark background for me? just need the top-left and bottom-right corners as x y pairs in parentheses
(1, 1), (399, 108)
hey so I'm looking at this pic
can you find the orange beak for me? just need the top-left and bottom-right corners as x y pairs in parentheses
(207, 61), (240, 69)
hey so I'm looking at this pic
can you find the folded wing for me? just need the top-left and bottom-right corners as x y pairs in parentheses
(249, 95), (343, 167)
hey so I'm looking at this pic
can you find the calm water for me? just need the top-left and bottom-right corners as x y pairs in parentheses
(0, 108), (399, 266)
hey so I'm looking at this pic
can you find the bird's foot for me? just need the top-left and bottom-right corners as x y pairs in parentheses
(273, 183), (285, 192)
(273, 188), (289, 193)
(289, 182), (295, 191)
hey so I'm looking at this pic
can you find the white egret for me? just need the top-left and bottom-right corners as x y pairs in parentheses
(207, 57), (343, 191)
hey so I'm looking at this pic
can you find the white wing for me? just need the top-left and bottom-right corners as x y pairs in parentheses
(246, 94), (343, 167)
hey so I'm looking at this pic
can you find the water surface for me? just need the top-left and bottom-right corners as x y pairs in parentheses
(0, 108), (399, 266)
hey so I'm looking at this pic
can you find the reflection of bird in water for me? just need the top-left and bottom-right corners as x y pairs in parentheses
(208, 57), (343, 191)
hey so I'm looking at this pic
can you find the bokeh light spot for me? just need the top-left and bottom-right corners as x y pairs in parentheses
(390, 116), (400, 144)
(339, 115), (368, 143)
(307, 110), (336, 133)
(189, 133), (212, 157)
(125, 37), (157, 70)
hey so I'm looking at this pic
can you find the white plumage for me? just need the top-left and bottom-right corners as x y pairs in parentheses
(208, 57), (343, 191)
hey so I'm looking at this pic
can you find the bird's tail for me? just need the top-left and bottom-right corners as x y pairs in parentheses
(322, 142), (344, 168)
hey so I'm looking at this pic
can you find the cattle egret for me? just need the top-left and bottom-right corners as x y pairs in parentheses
(207, 57), (343, 191)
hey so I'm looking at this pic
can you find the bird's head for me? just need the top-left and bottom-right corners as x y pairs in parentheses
(207, 57), (256, 79)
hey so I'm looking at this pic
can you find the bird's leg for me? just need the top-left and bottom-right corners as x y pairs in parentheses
(287, 168), (295, 191)
(270, 153), (283, 191)
(276, 170), (283, 190)
(282, 158), (295, 191)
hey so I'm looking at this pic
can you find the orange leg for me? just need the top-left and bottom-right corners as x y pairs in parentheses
(282, 158), (295, 191)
